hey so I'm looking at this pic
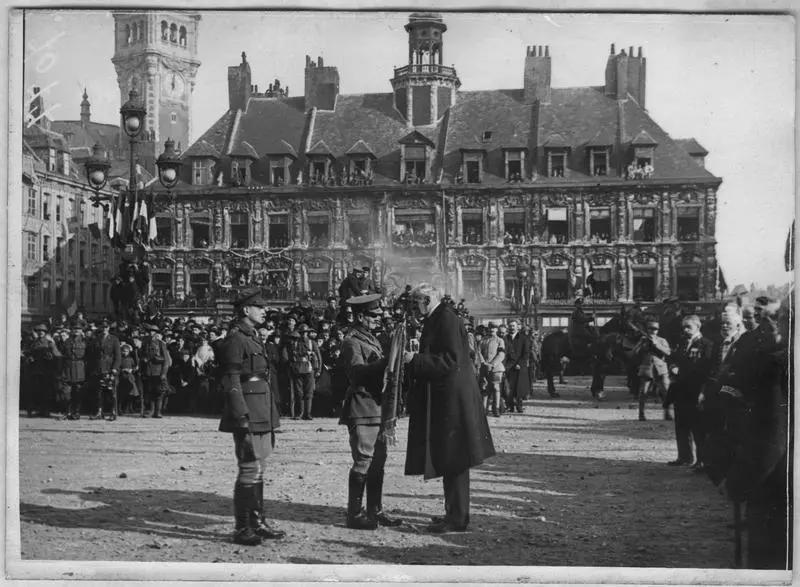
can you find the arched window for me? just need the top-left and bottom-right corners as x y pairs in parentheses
(170, 23), (177, 43)
(179, 26), (187, 47)
(161, 20), (168, 41)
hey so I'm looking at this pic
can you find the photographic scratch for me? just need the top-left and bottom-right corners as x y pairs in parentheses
(543, 15), (562, 28)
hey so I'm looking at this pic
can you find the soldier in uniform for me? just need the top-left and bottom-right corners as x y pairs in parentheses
(91, 319), (121, 421)
(284, 324), (317, 420)
(139, 323), (171, 418)
(28, 323), (61, 417)
(218, 287), (285, 545)
(60, 319), (88, 420)
(339, 293), (402, 530)
(338, 267), (367, 305)
(568, 297), (595, 357)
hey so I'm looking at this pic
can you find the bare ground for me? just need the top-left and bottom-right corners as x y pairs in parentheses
(17, 376), (736, 568)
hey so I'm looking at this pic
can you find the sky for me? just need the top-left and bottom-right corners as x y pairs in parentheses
(21, 9), (796, 289)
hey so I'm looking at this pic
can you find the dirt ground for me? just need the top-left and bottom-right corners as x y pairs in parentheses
(16, 376), (737, 569)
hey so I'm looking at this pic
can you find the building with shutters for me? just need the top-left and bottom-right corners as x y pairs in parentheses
(146, 12), (722, 326)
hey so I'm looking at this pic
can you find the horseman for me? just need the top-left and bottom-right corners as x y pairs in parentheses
(568, 297), (596, 358)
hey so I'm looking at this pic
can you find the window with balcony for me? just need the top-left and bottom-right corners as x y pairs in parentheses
(348, 215), (370, 248)
(393, 213), (436, 249)
(190, 217), (211, 248)
(155, 217), (173, 246)
(676, 267), (700, 301)
(269, 214), (289, 248)
(677, 208), (700, 241)
(270, 161), (287, 186)
(404, 146), (427, 182)
(190, 272), (210, 300)
(504, 149), (525, 181)
(231, 160), (249, 186)
(632, 208), (656, 242)
(308, 215), (329, 247)
(547, 151), (567, 177)
(308, 274), (330, 300)
(589, 208), (612, 243)
(230, 212), (249, 249)
(43, 235), (50, 261)
(310, 159), (327, 183)
(589, 148), (609, 176)
(503, 269), (518, 301)
(632, 268), (656, 301)
(546, 208), (568, 244)
(546, 269), (569, 301)
(589, 268), (612, 300)
(152, 272), (172, 296)
(503, 210), (526, 244)
(462, 270), (484, 299)
(25, 232), (37, 260)
(461, 210), (483, 245)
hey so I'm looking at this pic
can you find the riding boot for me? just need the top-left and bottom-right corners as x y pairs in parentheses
(366, 470), (402, 527)
(302, 398), (314, 420)
(232, 483), (261, 546)
(251, 483), (286, 539)
(347, 470), (377, 530)
(152, 396), (163, 418)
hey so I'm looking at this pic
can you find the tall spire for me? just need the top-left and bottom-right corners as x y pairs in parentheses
(80, 88), (91, 126)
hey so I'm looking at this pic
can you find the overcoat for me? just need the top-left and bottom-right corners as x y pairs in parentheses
(504, 332), (531, 399)
(338, 325), (388, 424)
(669, 334), (714, 402)
(405, 303), (495, 479)
(94, 333), (121, 375)
(61, 336), (88, 383)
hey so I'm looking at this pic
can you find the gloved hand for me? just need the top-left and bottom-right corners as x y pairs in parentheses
(236, 430), (257, 462)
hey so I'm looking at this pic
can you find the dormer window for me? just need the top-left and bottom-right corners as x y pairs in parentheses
(48, 147), (56, 172)
(548, 151), (567, 177)
(306, 140), (336, 185)
(460, 150), (484, 184)
(191, 158), (215, 185)
(503, 148), (526, 181)
(399, 131), (435, 184)
(231, 159), (250, 186)
(629, 130), (658, 180)
(589, 147), (609, 176)
(482, 131), (493, 142)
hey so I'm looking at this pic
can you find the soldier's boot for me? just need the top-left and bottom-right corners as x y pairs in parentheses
(91, 409), (104, 420)
(251, 483), (286, 540)
(152, 396), (163, 419)
(366, 470), (402, 527)
(289, 394), (298, 420)
(232, 483), (261, 546)
(301, 398), (314, 420)
(346, 471), (377, 530)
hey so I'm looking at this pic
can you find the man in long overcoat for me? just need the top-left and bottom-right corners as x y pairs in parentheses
(403, 283), (495, 533)
(504, 318), (531, 413)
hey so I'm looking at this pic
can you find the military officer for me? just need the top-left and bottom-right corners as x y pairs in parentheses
(139, 323), (171, 418)
(91, 319), (121, 421)
(218, 287), (285, 546)
(60, 319), (88, 419)
(28, 323), (61, 417)
(339, 293), (402, 530)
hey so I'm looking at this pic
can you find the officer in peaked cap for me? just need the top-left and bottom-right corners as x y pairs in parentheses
(337, 292), (402, 530)
(217, 285), (285, 545)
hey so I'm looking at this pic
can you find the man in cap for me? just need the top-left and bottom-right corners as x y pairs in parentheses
(218, 287), (285, 545)
(632, 318), (671, 421)
(28, 323), (62, 417)
(60, 319), (89, 420)
(139, 323), (171, 418)
(478, 322), (505, 417)
(339, 293), (402, 530)
(283, 323), (317, 420)
(504, 318), (531, 414)
(568, 297), (595, 358)
(90, 319), (121, 420)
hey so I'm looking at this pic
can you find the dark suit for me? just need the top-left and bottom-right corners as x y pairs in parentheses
(504, 332), (531, 412)
(93, 332), (121, 416)
(670, 333), (714, 464)
(406, 303), (495, 528)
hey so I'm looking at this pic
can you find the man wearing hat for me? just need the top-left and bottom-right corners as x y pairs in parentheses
(568, 297), (595, 358)
(284, 323), (317, 420)
(339, 293), (402, 530)
(60, 319), (89, 420)
(631, 318), (671, 421)
(28, 323), (62, 417)
(478, 322), (505, 417)
(90, 319), (121, 421)
(218, 287), (285, 545)
(139, 323), (171, 419)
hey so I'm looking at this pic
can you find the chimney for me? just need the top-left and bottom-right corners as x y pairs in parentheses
(304, 54), (339, 112)
(604, 43), (646, 108)
(228, 51), (252, 111)
(80, 88), (91, 126)
(523, 45), (551, 104)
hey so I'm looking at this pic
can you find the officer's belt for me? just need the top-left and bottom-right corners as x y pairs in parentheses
(240, 372), (268, 383)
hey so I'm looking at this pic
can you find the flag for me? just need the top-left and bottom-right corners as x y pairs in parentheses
(148, 214), (158, 242)
(67, 298), (78, 317)
(107, 196), (115, 239)
(584, 271), (596, 298)
(114, 193), (123, 239)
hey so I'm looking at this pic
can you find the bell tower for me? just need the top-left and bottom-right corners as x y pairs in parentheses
(111, 10), (201, 169)
(390, 12), (460, 127)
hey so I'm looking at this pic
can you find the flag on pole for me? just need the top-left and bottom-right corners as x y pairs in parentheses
(107, 196), (115, 239)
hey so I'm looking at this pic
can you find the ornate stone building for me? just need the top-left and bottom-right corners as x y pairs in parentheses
(148, 12), (722, 325)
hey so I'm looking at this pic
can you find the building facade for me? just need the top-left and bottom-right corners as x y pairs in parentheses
(146, 12), (722, 325)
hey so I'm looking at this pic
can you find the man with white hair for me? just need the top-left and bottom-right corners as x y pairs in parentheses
(402, 283), (495, 533)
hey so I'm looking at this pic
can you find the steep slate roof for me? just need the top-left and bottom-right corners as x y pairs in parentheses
(182, 138), (221, 159)
(631, 129), (658, 145)
(345, 139), (376, 158)
(233, 97), (307, 159)
(674, 138), (708, 156)
(230, 139), (259, 159)
(50, 120), (121, 157)
(184, 110), (237, 160)
(307, 139), (335, 157)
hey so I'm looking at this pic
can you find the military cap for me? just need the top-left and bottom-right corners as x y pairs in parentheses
(297, 323), (310, 333)
(346, 293), (382, 315)
(353, 267), (364, 274)
(32, 323), (48, 333)
(575, 297), (584, 304)
(235, 286), (269, 307)
(487, 322), (498, 329)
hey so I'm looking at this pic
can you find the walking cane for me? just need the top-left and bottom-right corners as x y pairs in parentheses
(733, 501), (742, 567)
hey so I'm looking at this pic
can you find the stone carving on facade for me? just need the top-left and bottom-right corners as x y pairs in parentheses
(499, 194), (523, 207)
(457, 194), (490, 209)
(631, 250), (658, 265)
(394, 198), (430, 210)
(615, 257), (628, 298)
(543, 192), (568, 206)
(148, 256), (175, 270)
(459, 253), (486, 268)
(591, 252), (616, 266)
(543, 252), (571, 267)
(186, 255), (213, 269)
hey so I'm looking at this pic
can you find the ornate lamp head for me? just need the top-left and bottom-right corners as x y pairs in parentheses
(156, 138), (182, 190)
(120, 89), (146, 139)
(85, 143), (111, 196)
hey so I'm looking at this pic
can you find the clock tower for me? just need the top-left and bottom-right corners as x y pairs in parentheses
(111, 10), (201, 172)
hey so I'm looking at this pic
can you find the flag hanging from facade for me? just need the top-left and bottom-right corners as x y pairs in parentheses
(107, 195), (116, 239)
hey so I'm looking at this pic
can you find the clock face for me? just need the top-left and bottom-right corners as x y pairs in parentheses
(163, 71), (185, 99)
